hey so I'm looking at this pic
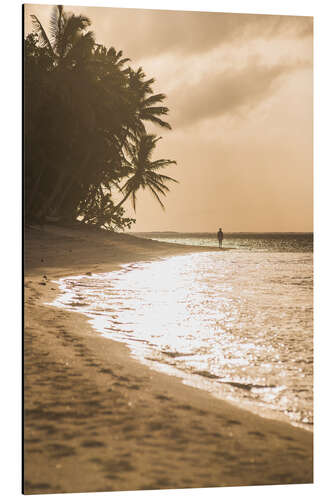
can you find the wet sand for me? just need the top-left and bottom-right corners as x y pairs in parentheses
(24, 223), (313, 494)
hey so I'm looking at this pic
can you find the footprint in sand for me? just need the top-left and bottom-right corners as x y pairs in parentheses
(81, 440), (106, 448)
(46, 443), (76, 458)
(248, 430), (265, 438)
(226, 419), (241, 426)
(155, 394), (171, 401)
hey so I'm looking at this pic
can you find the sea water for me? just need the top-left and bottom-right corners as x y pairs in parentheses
(52, 233), (313, 429)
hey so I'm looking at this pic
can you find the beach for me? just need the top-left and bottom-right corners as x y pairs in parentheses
(24, 224), (313, 494)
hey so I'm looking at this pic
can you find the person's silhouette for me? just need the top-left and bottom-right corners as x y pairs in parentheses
(217, 228), (223, 248)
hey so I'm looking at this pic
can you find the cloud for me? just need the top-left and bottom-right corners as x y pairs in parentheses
(25, 5), (313, 62)
(86, 9), (313, 60)
(24, 5), (312, 131)
(169, 59), (309, 128)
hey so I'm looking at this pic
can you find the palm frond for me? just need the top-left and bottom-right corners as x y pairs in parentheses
(118, 58), (131, 67)
(141, 115), (171, 129)
(148, 185), (166, 209)
(141, 106), (169, 116)
(142, 93), (167, 106)
(150, 159), (177, 170)
(66, 30), (95, 61)
(30, 14), (54, 55)
(49, 5), (60, 45)
(150, 173), (178, 185)
(58, 13), (92, 58)
(148, 177), (170, 194)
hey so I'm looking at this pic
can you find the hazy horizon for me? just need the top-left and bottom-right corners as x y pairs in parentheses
(25, 4), (313, 233)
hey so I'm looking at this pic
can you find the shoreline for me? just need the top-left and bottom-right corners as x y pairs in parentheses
(24, 224), (313, 494)
(53, 261), (312, 434)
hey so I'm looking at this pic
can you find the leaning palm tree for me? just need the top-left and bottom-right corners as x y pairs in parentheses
(115, 134), (177, 211)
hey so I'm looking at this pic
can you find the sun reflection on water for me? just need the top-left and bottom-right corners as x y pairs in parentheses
(51, 251), (313, 429)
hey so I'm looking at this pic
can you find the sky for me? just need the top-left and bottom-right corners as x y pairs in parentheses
(24, 4), (313, 232)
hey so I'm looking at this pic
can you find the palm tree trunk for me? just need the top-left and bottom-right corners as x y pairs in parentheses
(54, 150), (92, 214)
(37, 170), (68, 218)
(53, 176), (76, 215)
(27, 165), (47, 211)
(114, 189), (131, 210)
(41, 150), (92, 218)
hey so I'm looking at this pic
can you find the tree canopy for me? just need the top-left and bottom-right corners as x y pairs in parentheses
(24, 5), (177, 230)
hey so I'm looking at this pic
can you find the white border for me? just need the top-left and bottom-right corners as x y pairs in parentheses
(3, 1), (332, 499)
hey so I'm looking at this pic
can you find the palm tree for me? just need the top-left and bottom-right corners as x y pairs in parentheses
(29, 6), (97, 219)
(115, 134), (177, 211)
(26, 6), (176, 229)
(127, 67), (171, 135)
(30, 5), (95, 66)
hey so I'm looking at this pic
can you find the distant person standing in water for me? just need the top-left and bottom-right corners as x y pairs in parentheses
(217, 228), (223, 248)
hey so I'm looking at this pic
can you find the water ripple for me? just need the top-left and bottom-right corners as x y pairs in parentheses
(51, 250), (313, 429)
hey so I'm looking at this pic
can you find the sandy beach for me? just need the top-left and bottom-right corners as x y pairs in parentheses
(24, 223), (313, 494)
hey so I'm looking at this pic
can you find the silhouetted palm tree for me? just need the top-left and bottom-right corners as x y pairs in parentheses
(25, 6), (175, 229)
(31, 5), (95, 66)
(127, 67), (171, 135)
(29, 5), (97, 219)
(115, 134), (177, 211)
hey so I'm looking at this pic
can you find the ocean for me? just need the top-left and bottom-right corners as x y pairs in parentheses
(51, 232), (313, 429)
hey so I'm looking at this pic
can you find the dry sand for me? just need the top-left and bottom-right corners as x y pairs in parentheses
(24, 223), (313, 494)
